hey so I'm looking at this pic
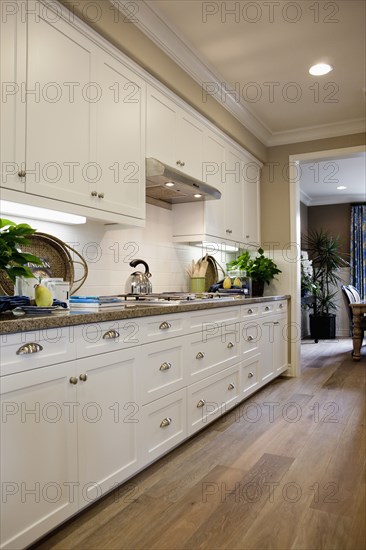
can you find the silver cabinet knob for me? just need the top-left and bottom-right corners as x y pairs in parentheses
(265, 306), (270, 311)
(279, 303), (283, 309)
(98, 192), (104, 198)
(247, 335), (254, 342)
(196, 351), (205, 359)
(181, 161), (185, 166)
(159, 362), (172, 371)
(91, 190), (98, 197)
(159, 321), (171, 330)
(18, 169), (26, 178)
(247, 308), (253, 314)
(246, 235), (250, 239)
(197, 399), (206, 408)
(228, 383), (235, 390)
(274, 321), (280, 325)
(226, 229), (233, 234)
(248, 371), (254, 378)
(160, 417), (172, 428)
(16, 343), (43, 355)
(227, 342), (234, 348)
(103, 329), (120, 339)
(79, 373), (87, 382)
(69, 377), (78, 385)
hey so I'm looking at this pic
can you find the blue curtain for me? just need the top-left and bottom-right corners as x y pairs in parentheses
(350, 204), (366, 299)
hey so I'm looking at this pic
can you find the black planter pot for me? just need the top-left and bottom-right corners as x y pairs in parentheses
(309, 313), (336, 340)
(251, 280), (265, 297)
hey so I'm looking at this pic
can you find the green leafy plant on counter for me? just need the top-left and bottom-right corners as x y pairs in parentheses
(0, 219), (42, 281)
(227, 247), (281, 285)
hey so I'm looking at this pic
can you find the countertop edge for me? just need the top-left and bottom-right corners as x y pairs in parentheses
(0, 295), (291, 334)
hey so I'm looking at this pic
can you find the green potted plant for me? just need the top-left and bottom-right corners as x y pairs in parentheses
(302, 229), (349, 339)
(227, 247), (282, 296)
(0, 219), (42, 283)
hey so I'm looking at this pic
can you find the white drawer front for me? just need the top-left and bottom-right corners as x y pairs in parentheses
(0, 328), (76, 376)
(241, 355), (260, 395)
(241, 304), (259, 319)
(188, 307), (240, 332)
(140, 340), (186, 405)
(188, 365), (240, 434)
(241, 320), (261, 358)
(142, 389), (187, 463)
(185, 330), (240, 383)
(75, 319), (141, 358)
(260, 303), (274, 315)
(143, 314), (186, 342)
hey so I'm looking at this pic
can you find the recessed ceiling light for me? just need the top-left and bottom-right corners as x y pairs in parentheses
(165, 182), (175, 187)
(193, 194), (202, 198)
(309, 63), (333, 76)
(337, 186), (347, 190)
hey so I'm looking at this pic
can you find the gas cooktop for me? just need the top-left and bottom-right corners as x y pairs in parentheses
(117, 292), (245, 306)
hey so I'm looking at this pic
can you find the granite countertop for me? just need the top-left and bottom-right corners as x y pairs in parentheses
(0, 295), (290, 335)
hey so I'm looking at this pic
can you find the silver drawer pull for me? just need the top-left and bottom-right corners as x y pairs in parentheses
(196, 351), (205, 359)
(79, 373), (88, 382)
(227, 342), (234, 349)
(160, 417), (172, 428)
(248, 371), (254, 378)
(265, 306), (270, 311)
(279, 303), (283, 309)
(228, 383), (235, 390)
(247, 308), (253, 314)
(247, 335), (254, 342)
(18, 169), (26, 178)
(69, 377), (78, 385)
(197, 399), (206, 408)
(103, 329), (120, 339)
(274, 321), (280, 325)
(159, 362), (172, 371)
(16, 343), (43, 355)
(159, 321), (171, 330)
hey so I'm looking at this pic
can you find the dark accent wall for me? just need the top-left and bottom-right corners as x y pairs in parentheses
(307, 203), (351, 258)
(300, 202), (308, 249)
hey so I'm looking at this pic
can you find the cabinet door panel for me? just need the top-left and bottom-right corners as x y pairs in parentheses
(0, 363), (77, 550)
(0, 1), (26, 191)
(76, 348), (141, 507)
(95, 54), (145, 218)
(26, 14), (93, 202)
(146, 86), (178, 166)
(224, 148), (244, 242)
(178, 112), (204, 179)
(203, 132), (226, 237)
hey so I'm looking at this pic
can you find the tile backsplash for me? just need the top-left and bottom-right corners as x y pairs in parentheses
(8, 204), (231, 296)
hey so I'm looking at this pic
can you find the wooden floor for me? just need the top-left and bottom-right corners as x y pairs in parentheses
(35, 338), (365, 550)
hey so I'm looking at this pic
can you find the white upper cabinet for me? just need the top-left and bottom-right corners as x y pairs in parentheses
(146, 85), (204, 179)
(94, 52), (145, 220)
(0, 1), (27, 192)
(26, 12), (94, 204)
(1, 0), (145, 225)
(243, 155), (261, 247)
(202, 130), (226, 237)
(223, 146), (245, 243)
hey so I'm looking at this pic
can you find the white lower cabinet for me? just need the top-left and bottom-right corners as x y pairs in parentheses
(188, 364), (240, 434)
(0, 300), (288, 549)
(141, 389), (187, 463)
(75, 348), (141, 508)
(0, 363), (78, 550)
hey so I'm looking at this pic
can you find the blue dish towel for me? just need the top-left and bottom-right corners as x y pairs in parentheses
(0, 296), (68, 313)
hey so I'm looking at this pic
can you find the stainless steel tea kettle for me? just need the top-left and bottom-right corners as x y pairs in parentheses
(129, 259), (152, 294)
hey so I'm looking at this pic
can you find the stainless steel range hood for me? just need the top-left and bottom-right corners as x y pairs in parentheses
(146, 158), (221, 209)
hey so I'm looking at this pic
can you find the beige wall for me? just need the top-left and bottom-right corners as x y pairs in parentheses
(59, 0), (266, 162)
(308, 203), (351, 258)
(261, 133), (366, 248)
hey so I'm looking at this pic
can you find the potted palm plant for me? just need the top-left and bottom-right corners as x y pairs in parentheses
(302, 229), (349, 339)
(227, 247), (282, 296)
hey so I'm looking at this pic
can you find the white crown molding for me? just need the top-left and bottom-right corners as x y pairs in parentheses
(114, 0), (271, 144)
(306, 194), (366, 206)
(116, 0), (366, 148)
(299, 189), (312, 206)
(267, 118), (366, 147)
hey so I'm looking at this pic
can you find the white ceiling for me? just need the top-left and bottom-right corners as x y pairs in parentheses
(128, 0), (366, 146)
(299, 152), (366, 206)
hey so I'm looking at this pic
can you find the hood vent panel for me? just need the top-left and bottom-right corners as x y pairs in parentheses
(146, 158), (221, 205)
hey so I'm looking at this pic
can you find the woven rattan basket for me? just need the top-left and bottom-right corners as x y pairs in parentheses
(0, 232), (88, 296)
(201, 255), (226, 291)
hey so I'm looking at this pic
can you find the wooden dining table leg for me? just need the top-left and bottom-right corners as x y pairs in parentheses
(352, 312), (363, 361)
